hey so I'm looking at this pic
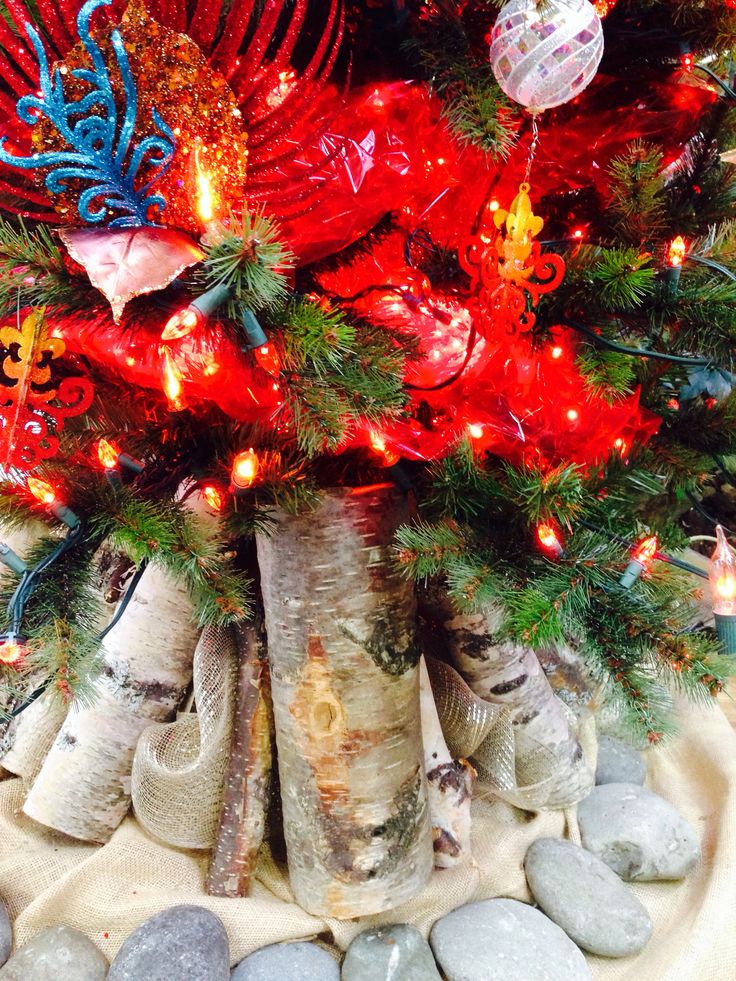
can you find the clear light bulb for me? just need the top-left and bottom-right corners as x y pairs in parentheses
(710, 525), (736, 616)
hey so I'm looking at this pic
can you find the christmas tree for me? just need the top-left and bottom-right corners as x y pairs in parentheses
(0, 0), (735, 974)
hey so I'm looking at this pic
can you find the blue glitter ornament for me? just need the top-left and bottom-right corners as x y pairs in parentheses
(0, 0), (175, 227)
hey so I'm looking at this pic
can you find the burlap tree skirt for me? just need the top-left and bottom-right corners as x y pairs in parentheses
(0, 698), (735, 981)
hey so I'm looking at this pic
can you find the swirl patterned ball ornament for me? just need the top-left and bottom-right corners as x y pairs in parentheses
(490, 0), (604, 111)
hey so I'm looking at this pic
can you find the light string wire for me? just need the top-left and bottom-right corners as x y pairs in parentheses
(6, 556), (149, 720)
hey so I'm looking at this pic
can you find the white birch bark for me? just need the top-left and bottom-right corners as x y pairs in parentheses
(23, 564), (199, 842)
(429, 596), (593, 808)
(256, 485), (433, 918)
(1, 691), (68, 783)
(419, 657), (474, 868)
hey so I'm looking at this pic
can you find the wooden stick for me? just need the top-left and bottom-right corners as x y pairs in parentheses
(256, 485), (433, 918)
(205, 619), (273, 897)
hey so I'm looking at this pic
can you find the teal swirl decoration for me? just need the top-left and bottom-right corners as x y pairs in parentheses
(0, 0), (175, 227)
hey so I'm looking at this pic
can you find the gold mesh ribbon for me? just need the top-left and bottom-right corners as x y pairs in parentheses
(426, 657), (594, 810)
(131, 625), (237, 849)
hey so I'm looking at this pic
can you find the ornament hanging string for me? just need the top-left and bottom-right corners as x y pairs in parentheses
(524, 113), (541, 186)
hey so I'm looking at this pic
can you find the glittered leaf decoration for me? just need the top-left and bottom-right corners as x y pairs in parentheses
(0, 308), (94, 470)
(60, 226), (205, 322)
(0, 0), (176, 228)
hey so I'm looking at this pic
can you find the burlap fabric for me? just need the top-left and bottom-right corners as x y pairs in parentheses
(0, 696), (734, 979)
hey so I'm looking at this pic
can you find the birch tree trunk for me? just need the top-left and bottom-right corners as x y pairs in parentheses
(23, 564), (199, 842)
(419, 657), (474, 868)
(425, 593), (593, 808)
(205, 619), (273, 897)
(256, 484), (433, 918)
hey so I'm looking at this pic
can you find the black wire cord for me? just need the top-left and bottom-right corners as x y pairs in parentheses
(6, 556), (150, 721)
(578, 519), (709, 580)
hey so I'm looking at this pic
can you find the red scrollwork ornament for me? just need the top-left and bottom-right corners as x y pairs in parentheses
(0, 309), (94, 470)
(460, 182), (566, 337)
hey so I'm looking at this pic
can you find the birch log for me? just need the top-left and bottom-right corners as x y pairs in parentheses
(425, 594), (593, 808)
(23, 563), (199, 842)
(256, 484), (433, 918)
(419, 657), (474, 868)
(205, 620), (273, 897)
(1, 691), (68, 782)
(2, 545), (119, 777)
(0, 520), (47, 750)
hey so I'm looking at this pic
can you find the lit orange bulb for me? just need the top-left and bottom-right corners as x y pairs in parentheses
(0, 637), (25, 666)
(161, 307), (200, 341)
(231, 448), (260, 489)
(97, 438), (120, 470)
(566, 408), (579, 423)
(162, 349), (185, 410)
(632, 535), (658, 566)
(488, 199), (500, 213)
(195, 147), (216, 224)
(613, 437), (628, 455)
(537, 523), (562, 554)
(710, 526), (736, 615)
(467, 423), (484, 440)
(202, 484), (226, 512)
(668, 236), (687, 268)
(254, 344), (281, 376)
(27, 477), (56, 505)
(369, 431), (400, 467)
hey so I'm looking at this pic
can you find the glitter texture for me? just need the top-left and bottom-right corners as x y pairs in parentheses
(34, 0), (249, 233)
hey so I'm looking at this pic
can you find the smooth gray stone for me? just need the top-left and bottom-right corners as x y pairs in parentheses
(0, 901), (10, 968)
(595, 736), (646, 786)
(525, 837), (652, 957)
(0, 924), (108, 980)
(231, 941), (338, 980)
(108, 906), (229, 981)
(430, 898), (591, 981)
(342, 924), (441, 981)
(578, 783), (700, 881)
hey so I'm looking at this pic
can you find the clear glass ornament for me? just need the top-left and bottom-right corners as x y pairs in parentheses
(490, 0), (604, 111)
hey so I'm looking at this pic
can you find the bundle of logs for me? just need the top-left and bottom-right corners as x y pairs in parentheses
(0, 485), (593, 918)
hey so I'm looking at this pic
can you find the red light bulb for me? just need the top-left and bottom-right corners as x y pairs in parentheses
(632, 536), (658, 566)
(202, 484), (226, 512)
(161, 307), (201, 341)
(537, 523), (564, 557)
(254, 344), (281, 376)
(162, 348), (186, 410)
(27, 477), (56, 505)
(0, 635), (25, 666)
(550, 345), (563, 360)
(680, 52), (694, 73)
(369, 431), (400, 467)
(231, 449), (259, 489)
(97, 438), (120, 470)
(467, 423), (484, 440)
(667, 236), (687, 268)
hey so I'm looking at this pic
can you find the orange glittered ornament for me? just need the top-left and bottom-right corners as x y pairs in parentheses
(34, 0), (248, 233)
